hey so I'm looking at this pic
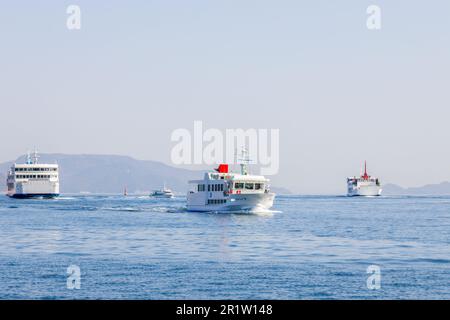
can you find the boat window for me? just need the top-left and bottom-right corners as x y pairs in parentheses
(255, 183), (262, 190)
(245, 183), (254, 190)
(234, 182), (244, 189)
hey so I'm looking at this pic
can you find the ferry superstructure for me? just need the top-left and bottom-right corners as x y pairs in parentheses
(6, 151), (60, 199)
(186, 151), (275, 212)
(347, 161), (382, 197)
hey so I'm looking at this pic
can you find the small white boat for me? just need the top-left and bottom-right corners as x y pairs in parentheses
(347, 161), (382, 196)
(150, 185), (174, 198)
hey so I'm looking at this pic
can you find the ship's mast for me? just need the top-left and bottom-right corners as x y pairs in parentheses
(362, 161), (369, 180)
(26, 151), (32, 165)
(238, 148), (251, 175)
(32, 150), (39, 164)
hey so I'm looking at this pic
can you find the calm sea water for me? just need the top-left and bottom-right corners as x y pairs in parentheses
(0, 194), (449, 299)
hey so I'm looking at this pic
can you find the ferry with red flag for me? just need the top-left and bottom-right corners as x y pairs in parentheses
(347, 161), (382, 196)
(186, 150), (275, 212)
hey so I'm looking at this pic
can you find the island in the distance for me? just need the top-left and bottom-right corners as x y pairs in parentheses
(0, 154), (292, 195)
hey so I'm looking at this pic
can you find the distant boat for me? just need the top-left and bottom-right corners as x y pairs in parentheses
(347, 161), (382, 196)
(150, 184), (174, 198)
(124, 186), (128, 196)
(7, 151), (60, 199)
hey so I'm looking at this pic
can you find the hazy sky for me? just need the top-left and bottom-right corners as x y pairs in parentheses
(1, 1), (449, 194)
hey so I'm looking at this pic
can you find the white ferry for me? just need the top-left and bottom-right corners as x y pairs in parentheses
(186, 151), (275, 212)
(150, 184), (174, 198)
(6, 151), (60, 199)
(347, 161), (382, 197)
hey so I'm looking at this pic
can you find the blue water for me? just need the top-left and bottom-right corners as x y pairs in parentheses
(1, 194), (450, 299)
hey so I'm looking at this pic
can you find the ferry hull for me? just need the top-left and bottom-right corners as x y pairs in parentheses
(187, 193), (275, 212)
(347, 186), (382, 197)
(150, 194), (174, 198)
(9, 193), (60, 199)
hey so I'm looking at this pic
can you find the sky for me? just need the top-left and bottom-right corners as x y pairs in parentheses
(0, 1), (449, 194)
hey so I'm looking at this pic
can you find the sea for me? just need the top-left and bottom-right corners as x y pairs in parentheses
(0, 194), (449, 299)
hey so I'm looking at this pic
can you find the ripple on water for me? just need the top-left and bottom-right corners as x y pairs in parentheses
(1, 195), (450, 299)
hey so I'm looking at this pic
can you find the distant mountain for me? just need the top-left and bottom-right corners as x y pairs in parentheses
(383, 182), (450, 195)
(0, 154), (292, 194)
(270, 186), (292, 195)
(0, 154), (200, 194)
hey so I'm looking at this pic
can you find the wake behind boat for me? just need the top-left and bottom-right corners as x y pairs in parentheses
(186, 150), (275, 212)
